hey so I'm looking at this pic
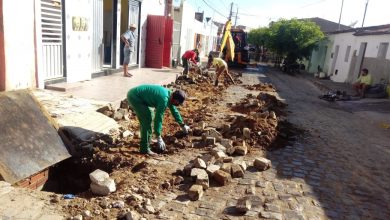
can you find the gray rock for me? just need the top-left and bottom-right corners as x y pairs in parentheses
(205, 137), (216, 145)
(112, 200), (125, 208)
(206, 164), (220, 176)
(193, 158), (207, 169)
(195, 169), (209, 189)
(90, 178), (116, 196)
(89, 169), (109, 184)
(81, 210), (91, 218)
(73, 215), (83, 220)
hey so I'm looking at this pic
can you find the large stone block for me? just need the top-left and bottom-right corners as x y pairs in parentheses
(231, 164), (244, 178)
(213, 170), (231, 186)
(90, 178), (116, 196)
(254, 158), (271, 171)
(188, 184), (204, 201)
(89, 169), (109, 184)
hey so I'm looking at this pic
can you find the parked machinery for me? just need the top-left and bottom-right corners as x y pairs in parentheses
(214, 20), (250, 67)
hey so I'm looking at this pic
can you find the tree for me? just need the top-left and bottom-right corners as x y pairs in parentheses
(248, 27), (270, 61)
(266, 18), (324, 64)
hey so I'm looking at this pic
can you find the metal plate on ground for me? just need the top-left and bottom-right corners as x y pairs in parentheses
(0, 90), (71, 184)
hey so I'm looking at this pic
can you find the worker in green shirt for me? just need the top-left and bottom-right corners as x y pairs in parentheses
(127, 85), (190, 155)
(353, 68), (373, 98)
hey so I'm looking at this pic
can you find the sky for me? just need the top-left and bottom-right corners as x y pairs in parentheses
(175, 0), (390, 28)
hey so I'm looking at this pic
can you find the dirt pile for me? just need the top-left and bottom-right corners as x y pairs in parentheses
(56, 67), (301, 219)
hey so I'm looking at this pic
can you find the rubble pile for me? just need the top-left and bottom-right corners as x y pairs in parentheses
(244, 83), (276, 92)
(57, 66), (302, 219)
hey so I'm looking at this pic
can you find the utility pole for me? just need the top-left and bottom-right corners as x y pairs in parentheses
(234, 6), (239, 27)
(229, 2), (233, 20)
(338, 0), (344, 30)
(361, 0), (369, 27)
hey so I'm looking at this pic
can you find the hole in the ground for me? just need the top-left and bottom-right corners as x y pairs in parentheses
(42, 157), (113, 194)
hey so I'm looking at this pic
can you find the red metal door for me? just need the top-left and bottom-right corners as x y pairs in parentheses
(145, 15), (165, 68)
(163, 18), (173, 67)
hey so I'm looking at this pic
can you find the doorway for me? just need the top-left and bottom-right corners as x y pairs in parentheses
(119, 0), (140, 66)
(103, 0), (118, 67)
(347, 42), (367, 83)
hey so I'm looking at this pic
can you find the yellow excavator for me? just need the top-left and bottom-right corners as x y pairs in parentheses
(217, 20), (250, 67)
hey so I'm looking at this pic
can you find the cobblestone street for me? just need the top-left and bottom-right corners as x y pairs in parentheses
(151, 67), (390, 220)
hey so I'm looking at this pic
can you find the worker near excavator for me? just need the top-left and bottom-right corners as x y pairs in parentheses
(207, 54), (235, 86)
(127, 85), (190, 155)
(181, 49), (199, 75)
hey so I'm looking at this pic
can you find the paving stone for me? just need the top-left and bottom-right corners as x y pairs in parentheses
(193, 158), (207, 169)
(254, 157), (271, 171)
(233, 160), (247, 171)
(213, 170), (231, 186)
(195, 207), (216, 216)
(236, 197), (252, 213)
(231, 164), (245, 178)
(283, 210), (305, 220)
(188, 185), (204, 201)
(272, 182), (284, 192)
(167, 202), (186, 212)
(234, 145), (248, 156)
(221, 163), (232, 173)
(195, 169), (210, 189)
(255, 181), (268, 188)
(238, 179), (254, 185)
(206, 164), (220, 176)
(264, 203), (281, 213)
(259, 211), (283, 220)
(199, 201), (218, 210)
(245, 186), (256, 195)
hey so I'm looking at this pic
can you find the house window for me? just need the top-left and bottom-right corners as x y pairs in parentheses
(344, 46), (351, 62)
(377, 42), (389, 59)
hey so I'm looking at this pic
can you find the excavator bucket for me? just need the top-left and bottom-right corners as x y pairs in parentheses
(0, 90), (71, 184)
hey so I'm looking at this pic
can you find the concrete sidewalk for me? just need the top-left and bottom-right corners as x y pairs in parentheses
(46, 67), (181, 104)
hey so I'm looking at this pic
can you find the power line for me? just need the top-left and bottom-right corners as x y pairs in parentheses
(200, 0), (229, 19)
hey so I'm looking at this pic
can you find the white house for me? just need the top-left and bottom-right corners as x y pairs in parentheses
(0, 0), (172, 91)
(326, 24), (390, 84)
(173, 1), (218, 62)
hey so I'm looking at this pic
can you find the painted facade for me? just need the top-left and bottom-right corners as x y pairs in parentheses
(174, 1), (218, 61)
(327, 30), (390, 84)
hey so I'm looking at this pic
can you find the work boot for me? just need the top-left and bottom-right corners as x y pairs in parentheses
(214, 79), (219, 86)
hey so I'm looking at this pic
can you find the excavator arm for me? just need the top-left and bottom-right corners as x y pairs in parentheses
(219, 20), (235, 61)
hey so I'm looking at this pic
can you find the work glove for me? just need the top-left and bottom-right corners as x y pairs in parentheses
(181, 124), (190, 134)
(156, 136), (166, 152)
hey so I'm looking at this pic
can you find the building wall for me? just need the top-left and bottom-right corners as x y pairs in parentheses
(139, 0), (165, 67)
(178, 1), (217, 59)
(64, 0), (93, 83)
(328, 32), (356, 82)
(329, 32), (390, 83)
(2, 0), (36, 90)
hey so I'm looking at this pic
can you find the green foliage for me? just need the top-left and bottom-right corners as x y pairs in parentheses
(267, 18), (324, 62)
(248, 27), (269, 48)
(248, 19), (324, 63)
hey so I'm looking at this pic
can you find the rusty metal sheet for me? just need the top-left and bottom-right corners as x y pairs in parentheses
(0, 90), (71, 184)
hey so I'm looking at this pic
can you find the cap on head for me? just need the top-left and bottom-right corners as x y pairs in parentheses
(129, 24), (137, 29)
(172, 90), (186, 105)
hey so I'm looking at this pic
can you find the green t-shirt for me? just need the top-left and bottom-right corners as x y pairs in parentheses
(358, 74), (373, 85)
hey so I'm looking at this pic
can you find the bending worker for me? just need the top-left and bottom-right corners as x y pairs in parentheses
(181, 49), (199, 75)
(127, 84), (190, 155)
(207, 55), (235, 86)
